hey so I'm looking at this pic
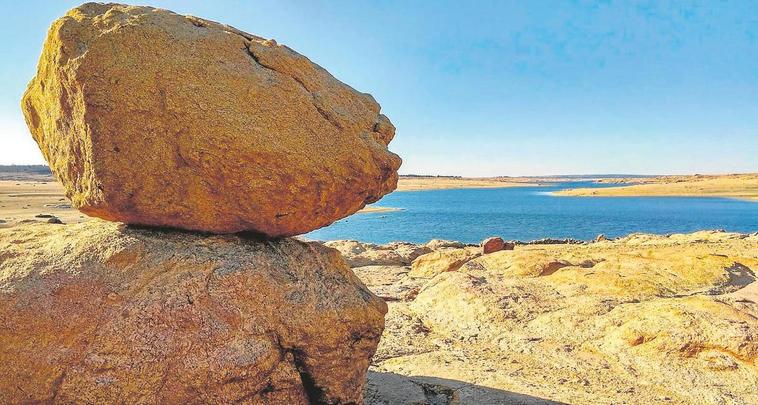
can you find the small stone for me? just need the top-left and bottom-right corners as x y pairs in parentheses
(481, 236), (506, 254)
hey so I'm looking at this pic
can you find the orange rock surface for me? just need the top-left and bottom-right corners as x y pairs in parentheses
(0, 220), (386, 403)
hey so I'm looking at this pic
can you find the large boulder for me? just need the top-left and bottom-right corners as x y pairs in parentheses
(21, 3), (401, 236)
(0, 221), (386, 404)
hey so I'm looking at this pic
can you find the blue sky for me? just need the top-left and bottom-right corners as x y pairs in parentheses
(1, 1), (756, 176)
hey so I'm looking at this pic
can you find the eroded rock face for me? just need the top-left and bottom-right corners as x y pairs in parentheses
(22, 3), (401, 236)
(0, 221), (386, 404)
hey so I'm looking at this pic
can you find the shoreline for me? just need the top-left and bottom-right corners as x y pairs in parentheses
(357, 206), (402, 214)
(395, 176), (543, 192)
(553, 173), (758, 201)
(551, 191), (758, 202)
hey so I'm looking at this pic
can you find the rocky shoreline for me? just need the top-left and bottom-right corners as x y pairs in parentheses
(554, 173), (758, 201)
(326, 230), (758, 404)
(2, 218), (756, 403)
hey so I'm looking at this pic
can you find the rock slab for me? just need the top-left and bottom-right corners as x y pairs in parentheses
(21, 3), (401, 236)
(358, 231), (758, 404)
(0, 221), (387, 404)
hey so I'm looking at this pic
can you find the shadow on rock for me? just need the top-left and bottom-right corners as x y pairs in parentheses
(365, 371), (564, 405)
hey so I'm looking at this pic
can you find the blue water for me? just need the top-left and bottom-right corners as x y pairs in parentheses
(306, 182), (758, 244)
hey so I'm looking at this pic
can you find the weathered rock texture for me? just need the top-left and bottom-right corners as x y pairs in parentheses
(21, 3), (401, 236)
(408, 248), (481, 278)
(0, 221), (386, 404)
(347, 231), (758, 404)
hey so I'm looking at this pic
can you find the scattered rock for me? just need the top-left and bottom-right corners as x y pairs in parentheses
(22, 3), (400, 236)
(326, 240), (431, 267)
(34, 213), (55, 218)
(481, 236), (506, 254)
(464, 250), (572, 277)
(425, 239), (466, 250)
(382, 242), (434, 264)
(595, 234), (608, 242)
(0, 221), (386, 403)
(46, 217), (63, 224)
(525, 238), (586, 245)
(408, 248), (481, 278)
(325, 239), (371, 255)
(43, 203), (72, 209)
(368, 231), (758, 404)
(352, 265), (423, 302)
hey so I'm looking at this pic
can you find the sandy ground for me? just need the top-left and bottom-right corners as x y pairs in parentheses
(555, 173), (758, 201)
(0, 180), (87, 226)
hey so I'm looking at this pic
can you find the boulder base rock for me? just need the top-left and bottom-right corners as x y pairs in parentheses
(21, 3), (401, 236)
(0, 221), (386, 404)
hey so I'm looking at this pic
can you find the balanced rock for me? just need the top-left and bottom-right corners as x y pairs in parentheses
(0, 221), (386, 403)
(21, 3), (401, 236)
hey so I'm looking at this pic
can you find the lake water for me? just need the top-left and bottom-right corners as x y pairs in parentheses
(306, 182), (758, 244)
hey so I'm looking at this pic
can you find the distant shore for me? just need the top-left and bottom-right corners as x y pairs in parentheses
(395, 176), (542, 192)
(554, 173), (758, 201)
(3, 171), (756, 228)
(358, 206), (402, 214)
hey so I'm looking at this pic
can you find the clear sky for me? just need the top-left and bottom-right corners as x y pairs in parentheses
(1, 1), (756, 176)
